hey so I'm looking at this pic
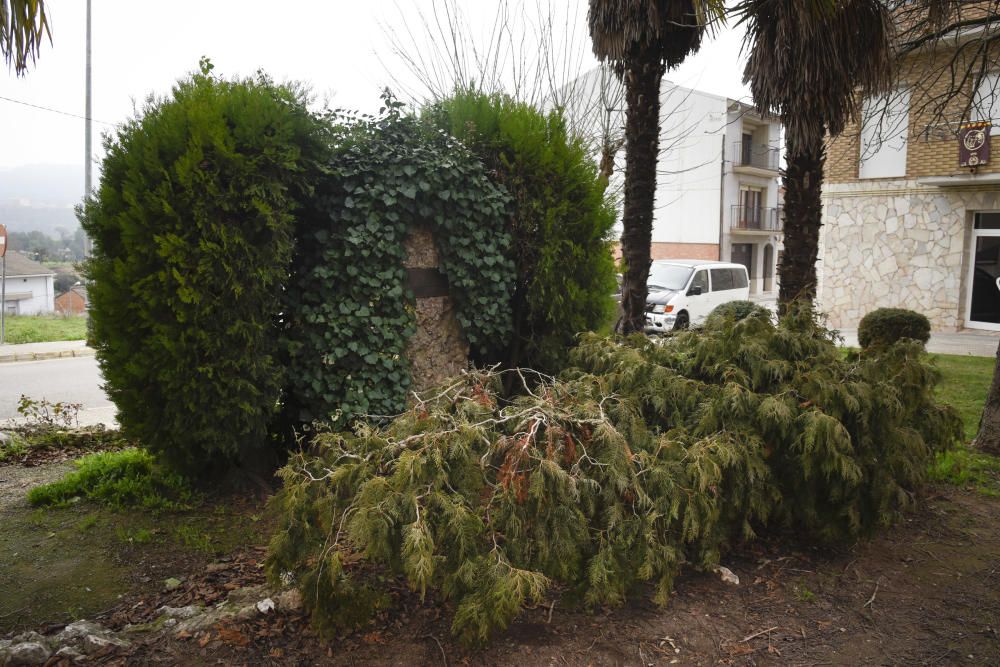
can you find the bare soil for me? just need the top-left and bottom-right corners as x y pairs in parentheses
(71, 486), (1000, 667)
(0, 461), (265, 637)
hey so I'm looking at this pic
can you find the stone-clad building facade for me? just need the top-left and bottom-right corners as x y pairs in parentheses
(820, 6), (1000, 331)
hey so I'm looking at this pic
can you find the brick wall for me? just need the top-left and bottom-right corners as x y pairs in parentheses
(827, 37), (1000, 184)
(54, 290), (86, 316)
(610, 242), (720, 262)
(650, 242), (720, 261)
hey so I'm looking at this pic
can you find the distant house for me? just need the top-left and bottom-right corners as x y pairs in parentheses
(565, 70), (785, 297)
(1, 250), (55, 315)
(55, 284), (88, 316)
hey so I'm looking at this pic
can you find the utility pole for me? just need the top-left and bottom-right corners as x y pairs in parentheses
(84, 0), (93, 256)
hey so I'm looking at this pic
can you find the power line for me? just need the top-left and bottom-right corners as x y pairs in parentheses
(0, 94), (115, 126)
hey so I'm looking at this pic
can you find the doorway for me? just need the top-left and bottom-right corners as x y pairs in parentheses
(731, 243), (753, 292)
(763, 243), (774, 292)
(967, 212), (1000, 330)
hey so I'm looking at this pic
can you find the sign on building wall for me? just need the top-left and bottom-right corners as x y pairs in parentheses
(959, 121), (991, 167)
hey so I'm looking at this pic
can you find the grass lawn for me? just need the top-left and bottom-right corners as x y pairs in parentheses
(1, 315), (88, 344)
(929, 351), (1000, 495)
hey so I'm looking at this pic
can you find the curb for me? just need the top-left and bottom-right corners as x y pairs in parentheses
(0, 347), (96, 364)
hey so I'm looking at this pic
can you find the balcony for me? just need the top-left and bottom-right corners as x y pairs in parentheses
(731, 205), (783, 233)
(732, 142), (780, 175)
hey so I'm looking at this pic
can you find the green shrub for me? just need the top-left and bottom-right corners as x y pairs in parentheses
(426, 92), (618, 372)
(267, 369), (768, 644)
(282, 97), (514, 425)
(28, 448), (193, 510)
(569, 304), (962, 542)
(79, 65), (329, 474)
(857, 307), (931, 349)
(0, 433), (29, 463)
(267, 308), (962, 644)
(704, 300), (771, 328)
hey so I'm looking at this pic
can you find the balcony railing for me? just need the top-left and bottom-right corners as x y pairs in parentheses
(733, 142), (780, 171)
(731, 205), (783, 232)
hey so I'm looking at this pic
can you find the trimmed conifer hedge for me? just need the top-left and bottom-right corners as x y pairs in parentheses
(426, 92), (618, 372)
(80, 67), (329, 474)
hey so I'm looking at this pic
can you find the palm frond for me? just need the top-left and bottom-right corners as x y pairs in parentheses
(588, 0), (726, 68)
(1, 0), (50, 76)
(736, 0), (894, 152)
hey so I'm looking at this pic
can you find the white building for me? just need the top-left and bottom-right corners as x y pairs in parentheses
(564, 71), (784, 296)
(2, 250), (55, 315)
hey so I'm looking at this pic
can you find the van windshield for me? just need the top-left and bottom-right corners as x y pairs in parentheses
(647, 264), (693, 291)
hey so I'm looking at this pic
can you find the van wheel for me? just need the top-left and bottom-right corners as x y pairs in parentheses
(673, 312), (689, 330)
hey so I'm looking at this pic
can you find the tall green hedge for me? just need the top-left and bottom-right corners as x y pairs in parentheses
(80, 69), (329, 474)
(426, 92), (618, 372)
(282, 99), (514, 425)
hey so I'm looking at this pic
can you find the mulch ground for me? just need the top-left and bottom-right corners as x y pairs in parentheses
(56, 485), (1000, 667)
(0, 428), (126, 468)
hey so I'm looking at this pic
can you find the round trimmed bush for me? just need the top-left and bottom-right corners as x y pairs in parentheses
(704, 300), (771, 328)
(80, 68), (329, 474)
(857, 308), (931, 349)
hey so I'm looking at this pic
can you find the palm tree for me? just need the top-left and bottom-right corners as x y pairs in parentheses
(737, 0), (962, 312)
(736, 0), (896, 311)
(588, 0), (724, 333)
(1, 0), (49, 75)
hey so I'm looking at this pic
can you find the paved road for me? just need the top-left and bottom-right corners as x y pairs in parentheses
(0, 356), (112, 423)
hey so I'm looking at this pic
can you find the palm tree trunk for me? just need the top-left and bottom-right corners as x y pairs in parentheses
(619, 51), (664, 334)
(777, 128), (825, 314)
(974, 339), (1000, 456)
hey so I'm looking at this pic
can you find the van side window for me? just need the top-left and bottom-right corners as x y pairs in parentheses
(710, 268), (734, 291)
(690, 270), (709, 294)
(731, 268), (748, 289)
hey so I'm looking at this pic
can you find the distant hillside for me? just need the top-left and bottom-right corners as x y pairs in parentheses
(0, 202), (80, 237)
(0, 164), (85, 206)
(0, 164), (86, 237)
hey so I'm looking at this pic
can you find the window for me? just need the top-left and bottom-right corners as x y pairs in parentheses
(972, 72), (1000, 135)
(711, 268), (734, 291)
(731, 267), (749, 289)
(741, 133), (753, 164)
(690, 270), (709, 294)
(739, 187), (764, 228)
(648, 264), (693, 291)
(859, 88), (910, 179)
(975, 212), (1000, 230)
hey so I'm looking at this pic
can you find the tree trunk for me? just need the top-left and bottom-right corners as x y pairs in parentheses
(974, 339), (1000, 456)
(619, 50), (664, 334)
(777, 127), (825, 314)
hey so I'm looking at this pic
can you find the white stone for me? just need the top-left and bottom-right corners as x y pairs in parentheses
(5, 642), (51, 666)
(913, 268), (934, 291)
(58, 620), (107, 643)
(878, 256), (898, 276)
(157, 605), (201, 620)
(82, 634), (129, 654)
(713, 565), (740, 586)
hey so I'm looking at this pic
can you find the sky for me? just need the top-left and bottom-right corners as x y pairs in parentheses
(0, 0), (750, 201)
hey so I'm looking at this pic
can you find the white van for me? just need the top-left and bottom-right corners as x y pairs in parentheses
(644, 260), (750, 332)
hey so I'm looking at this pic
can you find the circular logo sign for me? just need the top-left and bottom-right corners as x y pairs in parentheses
(964, 128), (987, 152)
(0, 223), (7, 258)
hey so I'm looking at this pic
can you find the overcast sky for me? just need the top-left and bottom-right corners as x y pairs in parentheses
(0, 0), (749, 184)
